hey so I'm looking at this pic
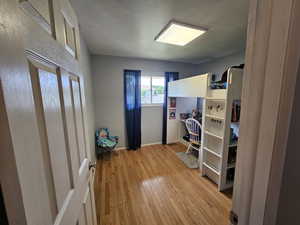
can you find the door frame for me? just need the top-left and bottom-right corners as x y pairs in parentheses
(232, 0), (300, 224)
(1, 0), (300, 224)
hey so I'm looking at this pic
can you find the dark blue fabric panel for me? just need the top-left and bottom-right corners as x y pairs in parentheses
(124, 70), (141, 150)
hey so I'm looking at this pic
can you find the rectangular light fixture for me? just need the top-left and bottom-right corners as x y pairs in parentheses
(155, 21), (207, 46)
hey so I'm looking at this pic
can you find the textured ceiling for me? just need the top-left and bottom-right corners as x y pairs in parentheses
(70, 0), (249, 64)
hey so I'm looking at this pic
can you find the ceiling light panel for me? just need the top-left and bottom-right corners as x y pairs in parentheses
(155, 21), (207, 46)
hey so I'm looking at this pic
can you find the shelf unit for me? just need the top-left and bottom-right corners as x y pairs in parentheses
(205, 114), (225, 120)
(204, 131), (224, 140)
(166, 97), (178, 144)
(203, 163), (221, 175)
(203, 147), (222, 158)
(229, 143), (238, 148)
(166, 69), (243, 192)
(201, 68), (243, 191)
(227, 163), (236, 169)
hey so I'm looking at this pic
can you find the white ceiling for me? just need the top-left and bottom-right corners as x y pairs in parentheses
(70, 0), (249, 64)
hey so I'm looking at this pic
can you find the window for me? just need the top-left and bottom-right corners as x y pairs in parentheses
(141, 76), (165, 105)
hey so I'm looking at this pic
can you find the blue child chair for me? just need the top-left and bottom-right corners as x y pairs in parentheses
(95, 128), (119, 158)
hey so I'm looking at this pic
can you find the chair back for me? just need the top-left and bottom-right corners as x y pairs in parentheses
(185, 118), (201, 145)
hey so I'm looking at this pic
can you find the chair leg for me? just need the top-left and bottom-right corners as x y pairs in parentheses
(186, 144), (191, 154)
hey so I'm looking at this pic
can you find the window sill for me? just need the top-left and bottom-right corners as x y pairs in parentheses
(142, 104), (163, 108)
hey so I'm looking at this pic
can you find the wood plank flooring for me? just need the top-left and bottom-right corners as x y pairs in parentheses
(94, 143), (232, 225)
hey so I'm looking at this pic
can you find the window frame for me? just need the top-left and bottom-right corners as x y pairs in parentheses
(141, 75), (165, 107)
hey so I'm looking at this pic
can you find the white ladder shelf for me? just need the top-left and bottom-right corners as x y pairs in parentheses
(200, 68), (243, 191)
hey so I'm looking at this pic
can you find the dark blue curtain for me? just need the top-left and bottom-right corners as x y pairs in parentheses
(162, 72), (179, 144)
(124, 70), (141, 150)
(197, 98), (202, 110)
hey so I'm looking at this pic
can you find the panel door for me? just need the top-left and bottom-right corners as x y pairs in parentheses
(26, 56), (95, 225)
(60, 69), (97, 225)
(0, 0), (96, 224)
(19, 0), (53, 34)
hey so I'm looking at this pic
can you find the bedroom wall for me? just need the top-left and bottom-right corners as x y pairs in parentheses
(196, 51), (245, 80)
(91, 55), (199, 148)
(79, 36), (96, 161)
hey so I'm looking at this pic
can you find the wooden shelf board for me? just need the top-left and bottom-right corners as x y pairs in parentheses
(204, 131), (224, 140)
(228, 143), (238, 147)
(203, 162), (221, 175)
(206, 114), (225, 120)
(227, 163), (236, 169)
(206, 97), (226, 100)
(203, 147), (222, 158)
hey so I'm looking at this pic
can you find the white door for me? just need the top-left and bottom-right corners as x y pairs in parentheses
(26, 56), (96, 225)
(0, 0), (96, 224)
(61, 69), (97, 225)
(0, 53), (96, 225)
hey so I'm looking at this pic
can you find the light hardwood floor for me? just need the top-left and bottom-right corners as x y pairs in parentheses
(94, 143), (232, 225)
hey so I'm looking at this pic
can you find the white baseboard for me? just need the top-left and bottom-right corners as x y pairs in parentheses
(115, 146), (126, 151)
(141, 142), (162, 147)
(115, 142), (162, 151)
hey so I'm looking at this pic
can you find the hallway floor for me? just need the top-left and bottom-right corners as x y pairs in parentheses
(95, 143), (232, 225)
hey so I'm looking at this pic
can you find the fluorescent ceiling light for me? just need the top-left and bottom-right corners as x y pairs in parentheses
(155, 21), (207, 46)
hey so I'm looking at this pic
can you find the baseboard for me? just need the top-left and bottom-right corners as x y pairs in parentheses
(115, 142), (162, 151)
(115, 146), (126, 151)
(141, 142), (162, 147)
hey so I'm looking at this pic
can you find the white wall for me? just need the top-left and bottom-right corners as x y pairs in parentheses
(79, 36), (96, 161)
(91, 55), (199, 148)
(141, 106), (163, 145)
(196, 51), (245, 80)
(176, 97), (198, 114)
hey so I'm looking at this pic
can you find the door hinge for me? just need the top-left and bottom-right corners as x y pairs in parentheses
(230, 210), (238, 225)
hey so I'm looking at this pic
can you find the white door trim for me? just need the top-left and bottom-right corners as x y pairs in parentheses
(232, 0), (300, 224)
